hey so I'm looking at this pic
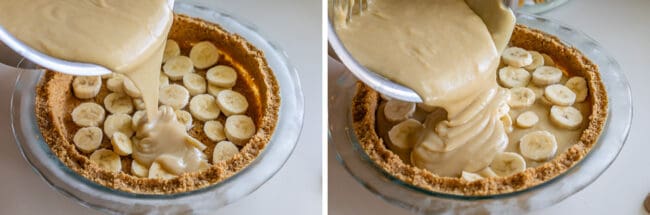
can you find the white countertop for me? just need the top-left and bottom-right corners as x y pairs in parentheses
(0, 0), (322, 214)
(328, 0), (650, 214)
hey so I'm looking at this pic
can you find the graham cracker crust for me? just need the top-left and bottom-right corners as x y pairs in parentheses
(351, 24), (608, 196)
(34, 14), (280, 194)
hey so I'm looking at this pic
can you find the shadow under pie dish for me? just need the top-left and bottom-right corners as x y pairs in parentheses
(350, 24), (608, 196)
(34, 14), (279, 194)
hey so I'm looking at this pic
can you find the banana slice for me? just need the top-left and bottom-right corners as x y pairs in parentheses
(132, 110), (146, 129)
(544, 84), (576, 106)
(189, 94), (221, 121)
(182, 73), (207, 96)
(508, 87), (535, 109)
(159, 73), (170, 87)
(224, 115), (256, 146)
(478, 167), (498, 178)
(498, 66), (531, 88)
(185, 135), (207, 151)
(519, 131), (558, 161)
(148, 161), (176, 179)
(106, 75), (125, 93)
(73, 127), (103, 153)
(189, 41), (220, 69)
(175, 110), (193, 131)
(104, 113), (134, 138)
(565, 76), (588, 103)
(111, 132), (133, 156)
(417, 103), (436, 112)
(72, 76), (102, 99)
(159, 84), (190, 110)
(204, 120), (226, 142)
(212, 141), (239, 163)
(130, 160), (149, 178)
(89, 149), (122, 173)
(550, 106), (583, 129)
(101, 73), (115, 80)
(461, 171), (483, 182)
(490, 152), (526, 176)
(162, 39), (181, 63)
(532, 66), (563, 86)
(133, 99), (146, 110)
(163, 56), (194, 81)
(206, 65), (237, 88)
(122, 78), (141, 98)
(383, 100), (416, 123)
(71, 102), (105, 127)
(502, 47), (533, 67)
(527, 84), (544, 100)
(542, 53), (555, 66)
(500, 114), (513, 133)
(387, 119), (423, 150)
(523, 51), (544, 71)
(207, 84), (227, 97)
(516, 111), (539, 128)
(104, 93), (134, 114)
(216, 90), (249, 116)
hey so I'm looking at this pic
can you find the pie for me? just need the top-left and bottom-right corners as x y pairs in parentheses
(35, 14), (280, 194)
(351, 24), (608, 195)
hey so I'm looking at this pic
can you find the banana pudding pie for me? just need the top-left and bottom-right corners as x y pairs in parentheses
(339, 0), (607, 196)
(35, 15), (279, 194)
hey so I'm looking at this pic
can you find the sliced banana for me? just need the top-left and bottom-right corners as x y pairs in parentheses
(532, 66), (563, 86)
(183, 73), (207, 96)
(133, 99), (146, 110)
(72, 76), (102, 99)
(387, 119), (423, 150)
(542, 53), (555, 66)
(550, 106), (583, 130)
(101, 73), (115, 79)
(498, 66), (531, 88)
(508, 87), (535, 109)
(159, 84), (190, 110)
(207, 84), (226, 97)
(204, 120), (226, 142)
(523, 51), (544, 71)
(500, 114), (513, 133)
(516, 111), (539, 128)
(461, 171), (483, 182)
(130, 160), (149, 178)
(175, 110), (193, 131)
(502, 47), (533, 67)
(527, 84), (544, 100)
(213, 141), (239, 163)
(106, 75), (125, 93)
(104, 93), (134, 114)
(189, 94), (221, 121)
(163, 55), (194, 81)
(162, 39), (181, 63)
(519, 131), (558, 161)
(122, 78), (142, 98)
(490, 152), (526, 176)
(216, 90), (249, 116)
(478, 167), (498, 178)
(89, 149), (122, 173)
(189, 41), (220, 69)
(544, 84), (576, 106)
(71, 102), (105, 127)
(111, 132), (133, 156)
(224, 115), (256, 146)
(206, 65), (237, 88)
(132, 110), (146, 129)
(104, 113), (134, 138)
(185, 136), (207, 151)
(159, 73), (170, 87)
(383, 100), (416, 123)
(73, 127), (103, 153)
(565, 76), (588, 103)
(148, 161), (176, 179)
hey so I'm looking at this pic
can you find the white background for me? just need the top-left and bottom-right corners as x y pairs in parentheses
(0, 0), (322, 214)
(329, 0), (650, 214)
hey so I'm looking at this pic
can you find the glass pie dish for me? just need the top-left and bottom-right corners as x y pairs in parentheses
(10, 3), (304, 214)
(328, 13), (631, 214)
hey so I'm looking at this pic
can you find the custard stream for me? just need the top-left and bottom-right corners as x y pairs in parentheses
(0, 0), (204, 175)
(335, 0), (516, 176)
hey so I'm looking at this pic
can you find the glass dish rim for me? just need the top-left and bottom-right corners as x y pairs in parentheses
(329, 12), (632, 201)
(9, 2), (305, 201)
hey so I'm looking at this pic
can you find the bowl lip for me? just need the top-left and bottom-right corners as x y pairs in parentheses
(330, 12), (632, 202)
(9, 2), (305, 202)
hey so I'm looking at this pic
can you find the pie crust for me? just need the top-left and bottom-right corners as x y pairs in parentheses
(351, 24), (608, 196)
(35, 14), (280, 194)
